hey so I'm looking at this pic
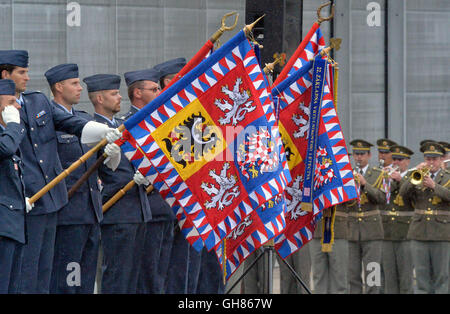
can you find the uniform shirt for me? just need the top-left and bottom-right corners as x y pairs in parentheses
(51, 101), (102, 225)
(400, 169), (450, 241)
(18, 91), (89, 216)
(94, 113), (152, 224)
(346, 166), (385, 241)
(381, 169), (414, 241)
(0, 122), (26, 243)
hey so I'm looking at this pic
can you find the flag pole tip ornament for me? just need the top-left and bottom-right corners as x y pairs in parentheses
(316, 1), (335, 25)
(210, 11), (239, 43)
(263, 53), (286, 74)
(244, 14), (266, 36)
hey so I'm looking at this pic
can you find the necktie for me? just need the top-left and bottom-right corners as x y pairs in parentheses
(430, 173), (435, 180)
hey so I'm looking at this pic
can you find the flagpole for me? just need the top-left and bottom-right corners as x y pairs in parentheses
(28, 124), (125, 205)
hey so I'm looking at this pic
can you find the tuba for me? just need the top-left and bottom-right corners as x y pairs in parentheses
(410, 166), (431, 185)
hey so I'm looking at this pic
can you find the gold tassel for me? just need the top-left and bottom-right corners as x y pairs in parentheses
(321, 206), (336, 252)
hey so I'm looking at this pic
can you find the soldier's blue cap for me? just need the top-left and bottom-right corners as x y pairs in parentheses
(0, 50), (29, 68)
(154, 57), (186, 78)
(0, 79), (16, 95)
(44, 63), (79, 86)
(124, 68), (161, 87)
(82, 74), (121, 92)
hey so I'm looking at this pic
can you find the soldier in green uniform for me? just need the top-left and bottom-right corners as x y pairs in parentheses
(376, 138), (397, 293)
(376, 138), (397, 168)
(310, 204), (348, 293)
(400, 142), (450, 294)
(380, 145), (415, 293)
(347, 139), (385, 294)
(438, 141), (450, 171)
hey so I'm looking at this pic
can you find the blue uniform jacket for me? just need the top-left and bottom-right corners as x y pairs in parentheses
(0, 122), (26, 243)
(51, 101), (102, 225)
(19, 91), (88, 216)
(94, 113), (151, 224)
(122, 106), (175, 222)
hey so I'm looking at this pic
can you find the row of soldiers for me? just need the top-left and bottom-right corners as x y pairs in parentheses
(240, 138), (449, 294)
(0, 49), (224, 294)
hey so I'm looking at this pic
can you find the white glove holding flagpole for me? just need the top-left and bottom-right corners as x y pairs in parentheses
(133, 170), (149, 186)
(2, 105), (20, 125)
(80, 121), (122, 146)
(103, 143), (121, 171)
(25, 197), (34, 213)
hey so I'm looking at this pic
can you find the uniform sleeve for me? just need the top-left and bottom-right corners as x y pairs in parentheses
(0, 122), (25, 158)
(362, 181), (385, 204)
(51, 100), (88, 138)
(434, 179), (450, 202)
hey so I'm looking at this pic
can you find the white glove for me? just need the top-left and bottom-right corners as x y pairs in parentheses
(103, 143), (121, 171)
(80, 121), (122, 146)
(25, 197), (34, 213)
(133, 170), (149, 186)
(2, 105), (20, 124)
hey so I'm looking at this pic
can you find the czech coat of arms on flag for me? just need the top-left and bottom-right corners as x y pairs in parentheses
(123, 30), (291, 250)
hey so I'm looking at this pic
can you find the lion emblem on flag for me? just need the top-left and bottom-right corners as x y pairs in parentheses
(214, 77), (256, 126)
(201, 162), (240, 210)
(285, 175), (309, 220)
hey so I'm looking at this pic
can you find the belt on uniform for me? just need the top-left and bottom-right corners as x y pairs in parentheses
(414, 209), (450, 216)
(334, 211), (348, 218)
(380, 210), (414, 217)
(348, 210), (380, 218)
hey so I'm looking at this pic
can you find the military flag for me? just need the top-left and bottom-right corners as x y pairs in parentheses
(122, 30), (290, 250)
(272, 59), (357, 259)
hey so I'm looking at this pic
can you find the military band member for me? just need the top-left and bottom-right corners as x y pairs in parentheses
(380, 145), (415, 294)
(84, 73), (152, 293)
(400, 142), (450, 294)
(310, 204), (349, 294)
(0, 79), (28, 293)
(44, 64), (121, 293)
(123, 67), (177, 294)
(376, 138), (397, 168)
(347, 139), (385, 294)
(438, 141), (450, 171)
(0, 50), (120, 293)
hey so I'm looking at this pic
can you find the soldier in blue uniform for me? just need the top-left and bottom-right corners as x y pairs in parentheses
(44, 64), (121, 293)
(83, 73), (152, 293)
(0, 79), (28, 293)
(0, 50), (121, 293)
(123, 67), (177, 293)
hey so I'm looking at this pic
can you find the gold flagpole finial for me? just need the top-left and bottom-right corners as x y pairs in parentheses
(317, 1), (335, 25)
(210, 11), (239, 43)
(244, 14), (266, 36)
(263, 52), (286, 74)
(320, 37), (342, 59)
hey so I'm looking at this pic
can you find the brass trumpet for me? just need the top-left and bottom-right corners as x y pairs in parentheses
(353, 162), (362, 185)
(410, 166), (431, 185)
(382, 165), (399, 178)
